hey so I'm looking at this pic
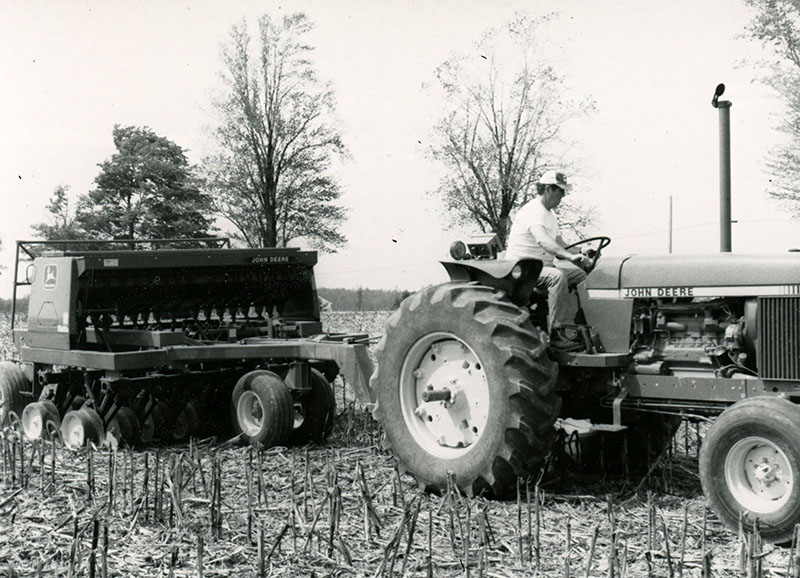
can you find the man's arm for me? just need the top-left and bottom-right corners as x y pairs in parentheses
(555, 233), (579, 252)
(531, 225), (587, 266)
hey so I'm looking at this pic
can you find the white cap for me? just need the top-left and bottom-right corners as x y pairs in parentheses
(537, 170), (571, 191)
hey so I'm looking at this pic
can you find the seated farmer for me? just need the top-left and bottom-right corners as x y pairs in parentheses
(505, 170), (589, 349)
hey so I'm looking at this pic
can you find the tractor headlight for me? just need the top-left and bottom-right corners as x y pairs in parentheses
(26, 264), (36, 284)
(511, 264), (523, 280)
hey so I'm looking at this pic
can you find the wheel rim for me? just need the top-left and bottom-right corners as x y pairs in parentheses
(61, 411), (86, 448)
(238, 391), (264, 436)
(725, 436), (794, 514)
(23, 401), (60, 441)
(400, 332), (490, 458)
(106, 417), (125, 449)
(22, 404), (45, 440)
(293, 403), (306, 429)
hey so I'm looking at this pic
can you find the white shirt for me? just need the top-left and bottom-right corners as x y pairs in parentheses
(505, 198), (560, 266)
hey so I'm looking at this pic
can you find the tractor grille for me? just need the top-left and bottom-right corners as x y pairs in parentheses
(759, 296), (800, 380)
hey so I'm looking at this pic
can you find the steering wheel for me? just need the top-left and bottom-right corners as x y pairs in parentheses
(564, 236), (611, 271)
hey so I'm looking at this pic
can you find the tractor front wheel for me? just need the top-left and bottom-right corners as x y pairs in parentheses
(700, 397), (800, 543)
(371, 283), (560, 496)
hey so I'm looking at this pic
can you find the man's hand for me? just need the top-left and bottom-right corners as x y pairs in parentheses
(569, 253), (587, 268)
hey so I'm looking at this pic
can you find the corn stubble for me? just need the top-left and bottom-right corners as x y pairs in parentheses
(0, 311), (789, 576)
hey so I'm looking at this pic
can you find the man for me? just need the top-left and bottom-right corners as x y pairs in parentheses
(505, 170), (589, 349)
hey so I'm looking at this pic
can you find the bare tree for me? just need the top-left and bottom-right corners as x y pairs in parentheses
(206, 13), (347, 251)
(427, 15), (594, 245)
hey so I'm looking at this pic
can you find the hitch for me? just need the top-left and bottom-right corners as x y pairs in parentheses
(593, 388), (629, 433)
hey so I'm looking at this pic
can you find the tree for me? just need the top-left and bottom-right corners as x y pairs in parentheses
(206, 13), (347, 251)
(31, 185), (83, 241)
(392, 289), (413, 310)
(745, 0), (800, 213)
(75, 125), (215, 244)
(427, 15), (594, 245)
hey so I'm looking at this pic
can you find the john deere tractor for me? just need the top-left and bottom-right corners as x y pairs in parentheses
(370, 234), (800, 543)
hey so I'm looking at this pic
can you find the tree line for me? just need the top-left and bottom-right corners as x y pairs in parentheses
(318, 288), (413, 311)
(28, 7), (800, 255)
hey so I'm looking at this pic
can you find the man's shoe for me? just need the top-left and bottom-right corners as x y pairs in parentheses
(549, 329), (583, 351)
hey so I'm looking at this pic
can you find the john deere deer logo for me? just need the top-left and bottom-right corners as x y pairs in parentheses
(43, 264), (57, 290)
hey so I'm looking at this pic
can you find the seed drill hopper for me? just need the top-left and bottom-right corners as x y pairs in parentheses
(3, 239), (373, 449)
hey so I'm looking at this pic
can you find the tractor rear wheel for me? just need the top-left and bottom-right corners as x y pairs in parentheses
(231, 370), (293, 447)
(371, 283), (560, 496)
(291, 368), (336, 443)
(0, 362), (28, 426)
(700, 397), (800, 543)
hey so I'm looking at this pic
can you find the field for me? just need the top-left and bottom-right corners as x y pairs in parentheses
(0, 311), (794, 577)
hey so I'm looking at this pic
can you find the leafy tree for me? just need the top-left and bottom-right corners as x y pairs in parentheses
(427, 15), (594, 245)
(206, 13), (347, 251)
(75, 125), (215, 244)
(745, 0), (800, 213)
(31, 185), (83, 241)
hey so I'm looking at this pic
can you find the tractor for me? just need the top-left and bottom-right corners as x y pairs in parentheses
(370, 234), (800, 543)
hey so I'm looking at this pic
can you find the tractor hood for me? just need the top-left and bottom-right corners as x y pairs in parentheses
(586, 253), (800, 292)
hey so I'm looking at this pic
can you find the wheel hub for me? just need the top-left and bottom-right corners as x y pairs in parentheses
(725, 436), (793, 514)
(754, 461), (778, 485)
(64, 419), (85, 447)
(28, 414), (43, 438)
(238, 391), (264, 436)
(401, 335), (489, 456)
(22, 402), (48, 440)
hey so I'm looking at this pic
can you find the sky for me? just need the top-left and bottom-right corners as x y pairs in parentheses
(1, 0), (796, 300)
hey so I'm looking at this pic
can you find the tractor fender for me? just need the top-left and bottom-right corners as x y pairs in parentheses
(439, 258), (543, 307)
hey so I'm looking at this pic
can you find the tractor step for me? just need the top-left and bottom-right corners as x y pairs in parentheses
(551, 351), (631, 368)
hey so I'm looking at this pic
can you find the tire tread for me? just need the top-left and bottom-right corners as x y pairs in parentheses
(372, 282), (560, 496)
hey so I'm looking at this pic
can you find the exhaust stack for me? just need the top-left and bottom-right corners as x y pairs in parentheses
(712, 83), (732, 252)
